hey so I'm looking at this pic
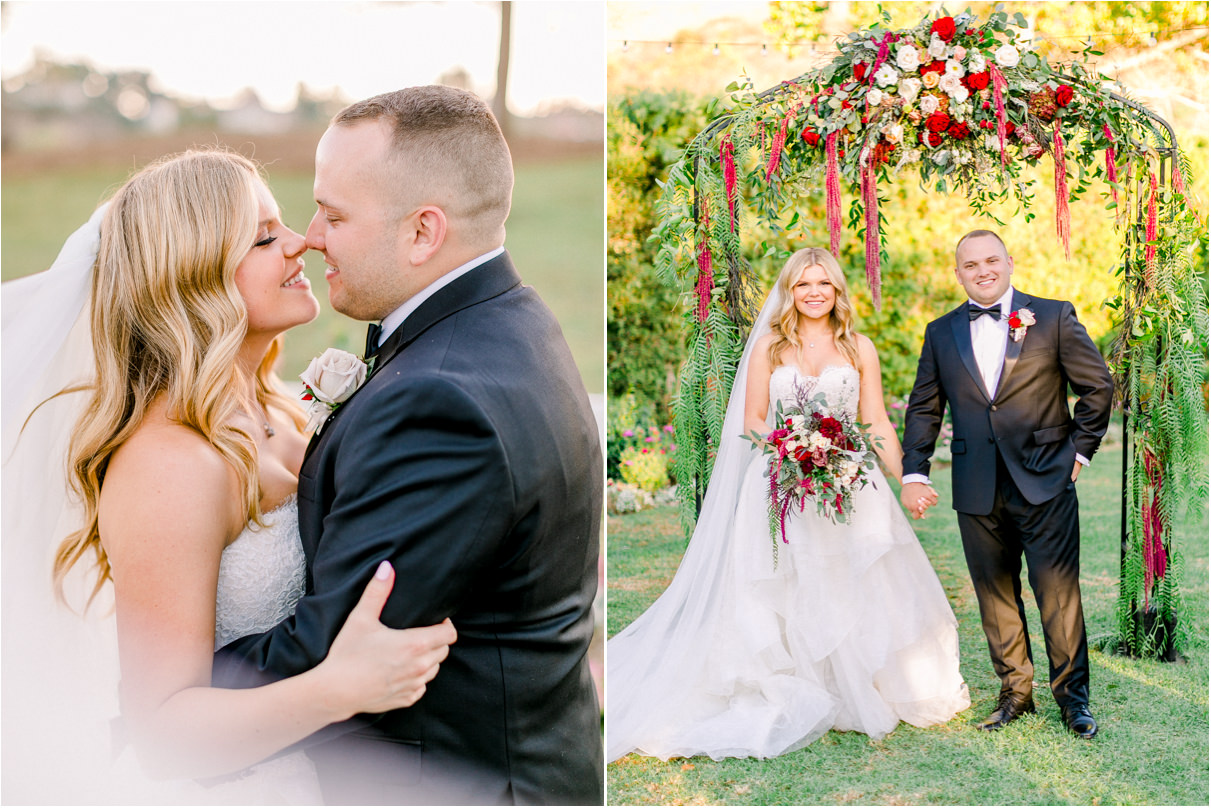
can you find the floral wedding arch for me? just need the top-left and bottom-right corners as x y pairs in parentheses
(652, 9), (1206, 659)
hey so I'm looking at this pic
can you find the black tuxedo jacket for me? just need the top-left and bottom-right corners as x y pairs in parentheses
(902, 290), (1113, 515)
(214, 252), (604, 805)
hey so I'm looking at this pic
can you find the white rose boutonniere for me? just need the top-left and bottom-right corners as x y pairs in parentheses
(300, 347), (368, 432)
(1008, 308), (1036, 342)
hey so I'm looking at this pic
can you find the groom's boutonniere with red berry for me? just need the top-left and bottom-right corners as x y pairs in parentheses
(1008, 307), (1036, 342)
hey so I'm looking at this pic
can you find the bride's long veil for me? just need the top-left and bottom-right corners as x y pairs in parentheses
(605, 285), (786, 762)
(2, 206), (128, 802)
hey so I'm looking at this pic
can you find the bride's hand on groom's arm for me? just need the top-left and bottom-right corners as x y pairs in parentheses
(317, 560), (457, 720)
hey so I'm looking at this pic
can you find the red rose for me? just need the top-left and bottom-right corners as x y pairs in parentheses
(1008, 313), (1023, 329)
(925, 111), (951, 132)
(794, 446), (811, 463)
(927, 130), (944, 147)
(1005, 120), (1017, 136)
(1055, 84), (1074, 107)
(948, 121), (970, 140)
(801, 127), (820, 147)
(964, 71), (990, 91)
(931, 17), (957, 42)
(853, 62), (868, 82)
(921, 59), (947, 75)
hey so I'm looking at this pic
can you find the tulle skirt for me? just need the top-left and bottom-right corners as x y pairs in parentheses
(606, 458), (970, 761)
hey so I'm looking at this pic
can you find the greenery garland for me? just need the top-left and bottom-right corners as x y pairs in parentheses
(654, 7), (1207, 658)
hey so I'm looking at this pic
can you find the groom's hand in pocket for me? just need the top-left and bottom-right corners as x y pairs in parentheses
(319, 560), (458, 720)
(1071, 460), (1083, 482)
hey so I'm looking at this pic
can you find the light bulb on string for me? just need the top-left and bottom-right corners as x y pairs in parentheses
(712, 43), (720, 56)
(622, 40), (629, 52)
(666, 42), (673, 54)
(761, 43), (768, 56)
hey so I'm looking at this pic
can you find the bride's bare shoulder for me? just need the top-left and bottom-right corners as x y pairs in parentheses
(100, 399), (242, 554)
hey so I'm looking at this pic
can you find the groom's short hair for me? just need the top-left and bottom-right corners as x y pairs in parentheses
(333, 86), (513, 244)
(955, 229), (1008, 266)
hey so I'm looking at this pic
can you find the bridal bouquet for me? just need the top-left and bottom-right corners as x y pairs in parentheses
(746, 380), (881, 559)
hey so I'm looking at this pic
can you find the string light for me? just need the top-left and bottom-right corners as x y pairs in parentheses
(712, 43), (720, 56)
(622, 40), (629, 52)
(666, 42), (673, 54)
(761, 43), (768, 56)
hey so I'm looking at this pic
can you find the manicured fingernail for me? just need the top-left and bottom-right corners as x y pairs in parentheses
(375, 560), (392, 580)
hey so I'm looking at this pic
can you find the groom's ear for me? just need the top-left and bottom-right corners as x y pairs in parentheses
(404, 205), (447, 266)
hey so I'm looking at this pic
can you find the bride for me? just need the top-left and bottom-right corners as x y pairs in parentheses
(1, 150), (456, 803)
(606, 247), (970, 762)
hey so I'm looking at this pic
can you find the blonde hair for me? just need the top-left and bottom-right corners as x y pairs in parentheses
(333, 85), (513, 246)
(54, 150), (304, 606)
(766, 247), (862, 373)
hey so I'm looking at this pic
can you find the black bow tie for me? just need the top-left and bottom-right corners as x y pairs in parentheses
(364, 322), (383, 358)
(968, 304), (1003, 321)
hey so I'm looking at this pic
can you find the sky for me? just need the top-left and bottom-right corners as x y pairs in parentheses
(0, 1), (605, 115)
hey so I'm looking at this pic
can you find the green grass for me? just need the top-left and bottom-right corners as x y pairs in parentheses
(606, 422), (1209, 805)
(1, 156), (603, 392)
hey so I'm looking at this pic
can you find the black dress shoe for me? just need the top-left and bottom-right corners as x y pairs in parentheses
(1062, 703), (1098, 739)
(977, 692), (1036, 730)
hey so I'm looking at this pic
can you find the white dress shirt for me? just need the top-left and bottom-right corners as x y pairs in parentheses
(375, 246), (505, 346)
(902, 286), (1086, 487)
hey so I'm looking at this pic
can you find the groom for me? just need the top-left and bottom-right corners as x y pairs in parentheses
(900, 230), (1112, 740)
(214, 87), (604, 804)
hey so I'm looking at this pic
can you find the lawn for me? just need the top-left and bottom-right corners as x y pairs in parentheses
(1, 154), (603, 392)
(605, 421), (1209, 805)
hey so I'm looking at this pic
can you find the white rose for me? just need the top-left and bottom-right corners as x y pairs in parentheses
(940, 75), (970, 103)
(301, 348), (367, 405)
(874, 63), (899, 88)
(994, 43), (1020, 68)
(928, 35), (947, 59)
(866, 88), (884, 106)
(896, 45), (921, 72)
(898, 77), (922, 102)
(881, 122), (904, 144)
(968, 50), (986, 73)
(953, 45), (967, 60)
(919, 94), (940, 115)
(985, 133), (1002, 151)
(944, 58), (966, 78)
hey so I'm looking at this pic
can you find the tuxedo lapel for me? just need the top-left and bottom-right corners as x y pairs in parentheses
(949, 305), (991, 402)
(993, 289), (1032, 400)
(373, 251), (522, 372)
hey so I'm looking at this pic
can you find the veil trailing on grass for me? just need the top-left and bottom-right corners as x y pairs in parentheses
(605, 283), (794, 761)
(1, 205), (134, 802)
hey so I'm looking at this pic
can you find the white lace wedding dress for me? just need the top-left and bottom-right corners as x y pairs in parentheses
(606, 363), (970, 761)
(107, 495), (323, 805)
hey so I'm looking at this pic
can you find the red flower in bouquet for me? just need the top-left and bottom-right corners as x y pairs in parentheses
(925, 111), (951, 133)
(1055, 84), (1074, 107)
(801, 127), (821, 147)
(853, 62), (869, 82)
(963, 71), (990, 91)
(920, 59), (947, 76)
(948, 120), (971, 140)
(930, 16), (956, 42)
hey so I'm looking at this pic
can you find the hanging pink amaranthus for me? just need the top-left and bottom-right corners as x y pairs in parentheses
(1103, 125), (1120, 213)
(1145, 170), (1159, 288)
(695, 199), (713, 323)
(1142, 448), (1168, 611)
(825, 131), (842, 257)
(989, 64), (1010, 168)
(764, 107), (798, 182)
(859, 154), (882, 309)
(720, 136), (737, 231)
(1053, 120), (1071, 260)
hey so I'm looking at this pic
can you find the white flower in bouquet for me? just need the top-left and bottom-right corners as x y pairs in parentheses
(952, 45), (968, 60)
(984, 133), (1002, 151)
(896, 45), (921, 72)
(968, 50), (987, 73)
(881, 122), (904, 144)
(919, 94), (940, 115)
(895, 148), (922, 170)
(874, 63), (899, 88)
(898, 76), (922, 102)
(921, 71), (941, 89)
(807, 432), (832, 452)
(866, 88), (885, 106)
(940, 75), (969, 103)
(994, 43), (1020, 68)
(928, 34), (947, 59)
(933, 149), (951, 165)
(944, 58), (966, 78)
